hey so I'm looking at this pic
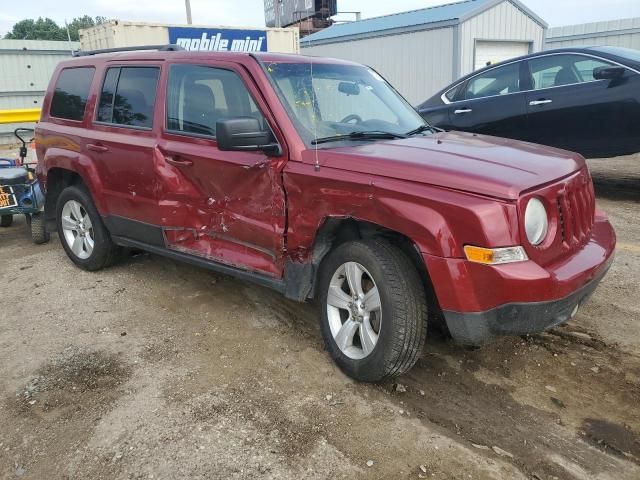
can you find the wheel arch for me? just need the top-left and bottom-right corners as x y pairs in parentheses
(44, 167), (84, 231)
(42, 149), (106, 232)
(284, 216), (445, 327)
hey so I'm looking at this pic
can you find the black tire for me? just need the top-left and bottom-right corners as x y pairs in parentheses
(56, 185), (120, 271)
(317, 239), (428, 382)
(30, 212), (50, 244)
(0, 215), (13, 227)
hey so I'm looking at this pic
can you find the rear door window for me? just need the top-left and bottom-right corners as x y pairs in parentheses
(50, 67), (95, 121)
(97, 66), (160, 128)
(464, 63), (521, 100)
(166, 64), (264, 137)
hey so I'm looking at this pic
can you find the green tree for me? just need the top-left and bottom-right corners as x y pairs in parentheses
(4, 17), (66, 40)
(4, 16), (107, 41)
(66, 15), (108, 41)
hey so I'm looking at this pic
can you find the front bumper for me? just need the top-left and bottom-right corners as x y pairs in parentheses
(423, 216), (616, 346)
(441, 260), (612, 345)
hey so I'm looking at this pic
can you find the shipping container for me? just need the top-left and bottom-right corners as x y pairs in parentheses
(79, 21), (300, 54)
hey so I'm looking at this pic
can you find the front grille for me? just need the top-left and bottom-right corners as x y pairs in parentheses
(557, 196), (565, 241)
(556, 174), (595, 247)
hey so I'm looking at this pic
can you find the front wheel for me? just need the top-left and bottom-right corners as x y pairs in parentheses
(56, 185), (120, 271)
(30, 212), (50, 244)
(318, 239), (428, 382)
(0, 215), (13, 227)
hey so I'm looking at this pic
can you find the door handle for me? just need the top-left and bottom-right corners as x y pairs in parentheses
(87, 143), (109, 153)
(454, 108), (473, 115)
(164, 155), (193, 167)
(529, 99), (553, 106)
(244, 159), (270, 170)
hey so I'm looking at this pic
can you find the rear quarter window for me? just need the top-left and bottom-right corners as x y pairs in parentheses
(444, 83), (463, 102)
(50, 67), (95, 121)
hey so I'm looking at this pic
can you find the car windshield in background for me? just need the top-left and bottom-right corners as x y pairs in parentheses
(264, 61), (427, 147)
(593, 46), (640, 64)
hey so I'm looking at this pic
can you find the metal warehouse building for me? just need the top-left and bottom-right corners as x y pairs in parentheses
(301, 0), (547, 104)
(546, 17), (640, 51)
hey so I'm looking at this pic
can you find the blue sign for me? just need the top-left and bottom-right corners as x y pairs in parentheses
(168, 27), (268, 52)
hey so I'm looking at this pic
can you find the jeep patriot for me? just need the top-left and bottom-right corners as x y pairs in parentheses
(35, 47), (616, 381)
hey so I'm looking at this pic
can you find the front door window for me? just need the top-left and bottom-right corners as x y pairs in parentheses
(166, 64), (266, 137)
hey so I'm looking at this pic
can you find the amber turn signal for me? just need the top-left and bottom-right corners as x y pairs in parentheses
(464, 245), (528, 265)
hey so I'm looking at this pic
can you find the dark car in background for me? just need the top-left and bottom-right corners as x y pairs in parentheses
(418, 46), (640, 158)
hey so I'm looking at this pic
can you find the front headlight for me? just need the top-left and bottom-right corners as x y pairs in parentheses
(524, 197), (548, 246)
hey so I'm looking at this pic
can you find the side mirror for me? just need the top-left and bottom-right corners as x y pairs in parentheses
(338, 81), (360, 96)
(216, 117), (281, 156)
(593, 66), (625, 80)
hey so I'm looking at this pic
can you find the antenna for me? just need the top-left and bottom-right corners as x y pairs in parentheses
(64, 19), (74, 55)
(303, 3), (321, 172)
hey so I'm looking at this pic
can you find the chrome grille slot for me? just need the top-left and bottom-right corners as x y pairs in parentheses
(557, 196), (565, 242)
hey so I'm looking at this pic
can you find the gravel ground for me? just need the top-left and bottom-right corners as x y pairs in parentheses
(0, 154), (638, 480)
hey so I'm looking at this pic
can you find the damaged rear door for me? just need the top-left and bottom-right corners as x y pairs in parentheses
(155, 61), (287, 277)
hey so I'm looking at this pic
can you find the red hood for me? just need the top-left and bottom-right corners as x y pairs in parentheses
(303, 131), (585, 200)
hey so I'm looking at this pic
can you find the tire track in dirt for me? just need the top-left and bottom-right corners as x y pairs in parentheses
(376, 328), (640, 480)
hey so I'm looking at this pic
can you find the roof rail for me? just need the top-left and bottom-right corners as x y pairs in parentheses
(73, 44), (184, 57)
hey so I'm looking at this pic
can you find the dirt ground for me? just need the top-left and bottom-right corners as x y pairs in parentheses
(0, 154), (638, 480)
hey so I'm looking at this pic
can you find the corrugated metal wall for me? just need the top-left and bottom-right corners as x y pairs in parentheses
(545, 18), (640, 50)
(301, 27), (456, 105)
(0, 40), (79, 144)
(459, 0), (544, 76)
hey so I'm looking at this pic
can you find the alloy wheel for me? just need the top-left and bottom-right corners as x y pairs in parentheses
(326, 261), (382, 359)
(61, 199), (94, 260)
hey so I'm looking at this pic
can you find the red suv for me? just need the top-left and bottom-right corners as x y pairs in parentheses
(36, 47), (616, 382)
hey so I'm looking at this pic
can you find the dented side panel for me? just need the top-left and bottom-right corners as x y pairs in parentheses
(154, 136), (286, 276)
(152, 60), (288, 278)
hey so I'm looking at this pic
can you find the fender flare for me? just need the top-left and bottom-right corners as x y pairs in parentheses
(43, 147), (109, 215)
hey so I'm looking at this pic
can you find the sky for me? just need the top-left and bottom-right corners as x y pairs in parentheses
(2, 0), (640, 36)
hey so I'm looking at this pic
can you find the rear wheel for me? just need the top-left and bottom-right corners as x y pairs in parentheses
(0, 214), (13, 227)
(318, 239), (428, 382)
(30, 212), (50, 244)
(56, 185), (120, 271)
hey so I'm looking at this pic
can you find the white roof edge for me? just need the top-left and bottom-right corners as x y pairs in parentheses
(547, 16), (640, 36)
(459, 0), (548, 28)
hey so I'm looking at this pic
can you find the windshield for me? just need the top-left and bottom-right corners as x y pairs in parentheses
(592, 46), (640, 64)
(264, 61), (426, 147)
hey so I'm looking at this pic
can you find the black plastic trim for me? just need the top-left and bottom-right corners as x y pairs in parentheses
(74, 44), (184, 57)
(284, 259), (314, 301)
(111, 235), (286, 294)
(443, 260), (613, 346)
(104, 215), (165, 247)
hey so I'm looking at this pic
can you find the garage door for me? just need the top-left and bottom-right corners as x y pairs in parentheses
(474, 41), (530, 70)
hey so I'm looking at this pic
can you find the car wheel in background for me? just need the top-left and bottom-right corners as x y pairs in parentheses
(29, 212), (50, 244)
(0, 214), (13, 227)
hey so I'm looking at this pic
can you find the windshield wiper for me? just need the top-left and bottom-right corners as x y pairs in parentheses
(311, 130), (407, 146)
(405, 124), (443, 136)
